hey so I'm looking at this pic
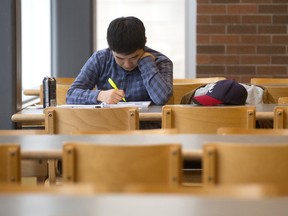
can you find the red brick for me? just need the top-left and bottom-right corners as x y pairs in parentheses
(258, 25), (287, 34)
(197, 35), (210, 44)
(227, 5), (257, 14)
(273, 15), (288, 24)
(227, 66), (256, 74)
(272, 56), (288, 64)
(197, 55), (210, 64)
(272, 36), (288, 44)
(257, 46), (286, 54)
(210, 55), (240, 64)
(211, 15), (241, 24)
(197, 15), (210, 24)
(257, 66), (287, 75)
(197, 25), (226, 34)
(197, 65), (226, 74)
(242, 0), (272, 3)
(241, 35), (271, 44)
(197, 5), (226, 14)
(242, 15), (272, 24)
(241, 56), (271, 64)
(197, 45), (225, 54)
(259, 5), (288, 14)
(227, 45), (257, 54)
(227, 25), (257, 34)
(211, 35), (241, 44)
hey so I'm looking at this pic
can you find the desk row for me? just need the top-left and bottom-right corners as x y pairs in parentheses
(1, 134), (288, 185)
(11, 104), (288, 132)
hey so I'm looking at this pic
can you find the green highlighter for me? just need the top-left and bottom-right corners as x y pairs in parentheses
(108, 78), (126, 102)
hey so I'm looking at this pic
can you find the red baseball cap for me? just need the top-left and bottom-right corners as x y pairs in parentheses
(192, 80), (248, 106)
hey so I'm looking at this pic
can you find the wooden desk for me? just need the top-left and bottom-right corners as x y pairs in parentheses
(1, 134), (288, 160)
(11, 104), (277, 125)
(11, 105), (163, 123)
(0, 193), (287, 216)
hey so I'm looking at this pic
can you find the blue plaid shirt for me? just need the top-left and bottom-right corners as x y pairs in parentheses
(66, 47), (173, 105)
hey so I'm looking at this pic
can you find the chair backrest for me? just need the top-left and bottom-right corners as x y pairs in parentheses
(72, 128), (179, 135)
(0, 130), (48, 184)
(167, 83), (205, 104)
(62, 142), (182, 186)
(45, 107), (139, 134)
(217, 127), (288, 135)
(0, 130), (47, 135)
(278, 97), (288, 105)
(55, 77), (75, 85)
(162, 105), (256, 133)
(263, 86), (288, 103)
(0, 144), (21, 184)
(40, 84), (71, 105)
(250, 78), (288, 85)
(203, 142), (288, 186)
(273, 106), (288, 129)
(173, 77), (226, 84)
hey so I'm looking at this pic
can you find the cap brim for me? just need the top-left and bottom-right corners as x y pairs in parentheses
(192, 95), (223, 106)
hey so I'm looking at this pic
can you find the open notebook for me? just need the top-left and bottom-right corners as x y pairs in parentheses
(59, 101), (151, 109)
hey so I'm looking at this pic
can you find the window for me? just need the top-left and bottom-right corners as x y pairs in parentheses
(21, 0), (51, 103)
(96, 0), (185, 78)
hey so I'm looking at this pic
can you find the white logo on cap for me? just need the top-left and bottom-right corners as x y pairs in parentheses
(208, 83), (216, 93)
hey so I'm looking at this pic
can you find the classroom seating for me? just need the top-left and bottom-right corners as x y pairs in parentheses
(278, 97), (288, 104)
(173, 77), (226, 83)
(23, 77), (75, 97)
(40, 83), (71, 105)
(203, 142), (288, 186)
(0, 130), (48, 184)
(273, 106), (288, 129)
(162, 105), (256, 133)
(250, 78), (288, 103)
(0, 144), (21, 184)
(217, 127), (288, 135)
(72, 128), (179, 135)
(166, 83), (205, 104)
(250, 78), (288, 85)
(62, 142), (182, 186)
(44, 107), (139, 134)
(262, 86), (288, 103)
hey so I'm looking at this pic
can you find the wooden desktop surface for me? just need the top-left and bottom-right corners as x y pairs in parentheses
(0, 193), (287, 216)
(11, 104), (278, 123)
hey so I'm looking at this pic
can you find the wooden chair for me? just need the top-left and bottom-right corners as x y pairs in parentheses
(166, 83), (205, 104)
(0, 129), (46, 135)
(23, 77), (75, 97)
(39, 83), (71, 105)
(45, 107), (139, 134)
(0, 144), (21, 184)
(250, 78), (288, 85)
(173, 77), (226, 84)
(0, 130), (48, 184)
(278, 97), (288, 104)
(72, 128), (178, 135)
(217, 127), (288, 135)
(203, 142), (288, 186)
(262, 86), (288, 103)
(162, 105), (256, 133)
(62, 142), (182, 186)
(274, 106), (288, 129)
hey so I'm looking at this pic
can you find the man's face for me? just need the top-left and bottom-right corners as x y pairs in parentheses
(112, 49), (144, 71)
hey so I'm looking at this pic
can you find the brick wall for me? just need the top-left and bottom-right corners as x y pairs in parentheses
(196, 0), (288, 83)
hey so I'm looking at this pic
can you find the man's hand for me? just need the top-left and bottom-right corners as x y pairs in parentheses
(97, 89), (125, 104)
(140, 52), (155, 61)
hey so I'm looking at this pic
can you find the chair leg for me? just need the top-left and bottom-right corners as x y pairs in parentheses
(48, 159), (57, 185)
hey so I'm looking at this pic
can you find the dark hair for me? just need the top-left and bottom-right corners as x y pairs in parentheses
(107, 16), (146, 54)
